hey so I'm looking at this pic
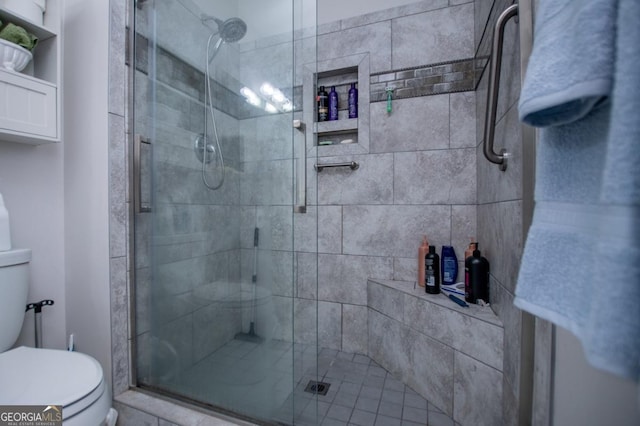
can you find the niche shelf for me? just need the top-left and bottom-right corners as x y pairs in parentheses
(303, 53), (370, 157)
(315, 118), (358, 135)
(0, 5), (61, 145)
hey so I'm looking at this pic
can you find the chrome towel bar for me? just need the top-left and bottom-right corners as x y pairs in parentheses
(483, 3), (518, 171)
(315, 161), (360, 172)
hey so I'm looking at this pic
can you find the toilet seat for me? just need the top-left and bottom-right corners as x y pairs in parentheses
(0, 346), (109, 422)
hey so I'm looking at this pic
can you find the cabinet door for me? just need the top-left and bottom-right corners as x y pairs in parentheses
(0, 70), (56, 139)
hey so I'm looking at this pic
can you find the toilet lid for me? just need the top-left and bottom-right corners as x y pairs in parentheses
(0, 248), (31, 267)
(0, 347), (104, 416)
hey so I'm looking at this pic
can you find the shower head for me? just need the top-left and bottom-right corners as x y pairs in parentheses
(218, 17), (247, 43)
(203, 15), (247, 63)
(201, 14), (247, 43)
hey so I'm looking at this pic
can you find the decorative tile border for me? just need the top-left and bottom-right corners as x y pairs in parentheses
(370, 58), (477, 102)
(136, 36), (479, 125)
(134, 32), (255, 120)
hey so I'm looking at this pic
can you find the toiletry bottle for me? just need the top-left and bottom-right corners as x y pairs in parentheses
(441, 246), (458, 286)
(464, 239), (477, 262)
(465, 249), (490, 304)
(317, 86), (329, 122)
(425, 246), (440, 294)
(417, 236), (429, 288)
(0, 192), (12, 251)
(348, 83), (358, 119)
(328, 86), (339, 121)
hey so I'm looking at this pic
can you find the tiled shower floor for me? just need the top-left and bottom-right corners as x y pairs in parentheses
(168, 339), (456, 426)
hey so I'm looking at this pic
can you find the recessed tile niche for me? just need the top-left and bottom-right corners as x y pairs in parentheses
(303, 53), (370, 157)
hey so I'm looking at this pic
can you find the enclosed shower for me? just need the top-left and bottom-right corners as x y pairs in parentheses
(130, 0), (520, 425)
(133, 0), (320, 423)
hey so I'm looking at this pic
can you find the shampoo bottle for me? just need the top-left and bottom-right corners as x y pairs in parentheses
(441, 246), (458, 286)
(348, 83), (358, 119)
(464, 239), (477, 262)
(465, 249), (490, 304)
(317, 86), (329, 122)
(417, 236), (429, 288)
(328, 86), (339, 121)
(0, 193), (12, 251)
(425, 246), (440, 294)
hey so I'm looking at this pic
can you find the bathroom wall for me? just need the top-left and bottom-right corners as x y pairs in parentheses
(237, 0), (477, 357)
(0, 0), (116, 382)
(0, 0), (121, 395)
(236, 0), (435, 42)
(230, 4), (486, 421)
(553, 327), (640, 426)
(0, 141), (66, 350)
(0, 0), (114, 359)
(318, 0), (476, 354)
(474, 0), (529, 424)
(64, 0), (114, 382)
(143, 0), (240, 77)
(317, 0), (435, 24)
(0, 6), (67, 352)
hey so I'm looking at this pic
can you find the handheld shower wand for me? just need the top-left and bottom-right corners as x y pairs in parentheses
(199, 15), (247, 190)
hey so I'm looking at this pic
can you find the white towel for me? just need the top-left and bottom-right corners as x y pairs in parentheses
(515, 0), (640, 381)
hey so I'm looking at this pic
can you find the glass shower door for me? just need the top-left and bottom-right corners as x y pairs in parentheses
(132, 0), (318, 423)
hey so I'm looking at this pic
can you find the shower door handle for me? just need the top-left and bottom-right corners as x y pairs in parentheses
(293, 120), (307, 214)
(134, 134), (152, 213)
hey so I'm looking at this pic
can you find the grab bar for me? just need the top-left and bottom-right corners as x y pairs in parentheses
(483, 3), (518, 172)
(315, 161), (360, 172)
(293, 120), (307, 214)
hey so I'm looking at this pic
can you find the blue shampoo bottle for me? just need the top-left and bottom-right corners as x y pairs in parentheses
(441, 246), (458, 286)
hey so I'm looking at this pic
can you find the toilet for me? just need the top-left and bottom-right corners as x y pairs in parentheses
(0, 249), (117, 425)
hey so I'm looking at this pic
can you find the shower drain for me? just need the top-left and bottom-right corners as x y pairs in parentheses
(304, 380), (331, 396)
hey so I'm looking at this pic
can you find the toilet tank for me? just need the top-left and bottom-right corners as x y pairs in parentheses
(0, 249), (31, 352)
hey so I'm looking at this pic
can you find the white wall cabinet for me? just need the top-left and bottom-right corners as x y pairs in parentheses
(0, 3), (61, 145)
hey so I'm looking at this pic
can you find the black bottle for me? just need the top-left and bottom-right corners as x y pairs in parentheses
(317, 86), (329, 122)
(425, 246), (440, 294)
(465, 249), (490, 304)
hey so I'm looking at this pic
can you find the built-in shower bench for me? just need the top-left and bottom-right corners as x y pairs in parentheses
(366, 278), (504, 425)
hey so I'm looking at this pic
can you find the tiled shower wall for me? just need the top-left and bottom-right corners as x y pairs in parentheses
(245, 0), (479, 354)
(474, 0), (528, 424)
(132, 2), (247, 380)
(108, 0), (129, 399)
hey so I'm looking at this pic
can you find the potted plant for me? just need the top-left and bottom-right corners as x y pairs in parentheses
(0, 21), (38, 72)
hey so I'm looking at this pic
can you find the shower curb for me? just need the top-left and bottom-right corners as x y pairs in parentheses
(114, 390), (257, 426)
